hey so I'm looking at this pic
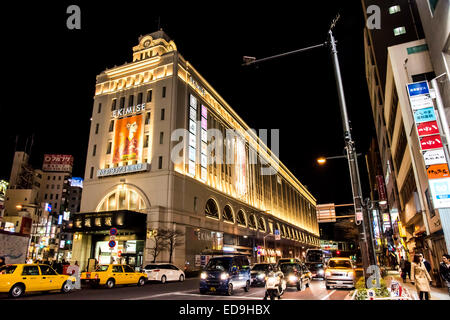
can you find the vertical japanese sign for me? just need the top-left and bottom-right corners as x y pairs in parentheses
(200, 104), (208, 181)
(407, 81), (450, 208)
(188, 94), (197, 176)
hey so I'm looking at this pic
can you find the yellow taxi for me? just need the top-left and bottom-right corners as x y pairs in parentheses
(80, 264), (147, 288)
(0, 264), (76, 298)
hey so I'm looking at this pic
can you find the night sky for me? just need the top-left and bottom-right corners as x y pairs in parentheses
(2, 1), (375, 206)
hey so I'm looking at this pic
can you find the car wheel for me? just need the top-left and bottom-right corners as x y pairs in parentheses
(244, 280), (250, 292)
(137, 277), (146, 287)
(179, 275), (185, 282)
(106, 278), (115, 289)
(306, 279), (310, 288)
(9, 284), (25, 298)
(61, 280), (73, 293)
(161, 275), (167, 284)
(226, 283), (233, 296)
(297, 280), (302, 291)
(326, 284), (331, 290)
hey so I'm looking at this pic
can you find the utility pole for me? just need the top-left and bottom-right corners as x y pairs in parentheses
(243, 14), (377, 280)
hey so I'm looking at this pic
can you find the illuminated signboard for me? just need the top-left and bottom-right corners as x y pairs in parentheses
(43, 154), (73, 172)
(63, 211), (70, 221)
(200, 105), (208, 181)
(70, 177), (83, 188)
(97, 162), (150, 177)
(188, 94), (197, 177)
(112, 114), (144, 163)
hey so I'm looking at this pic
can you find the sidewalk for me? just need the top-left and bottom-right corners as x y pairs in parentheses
(384, 270), (450, 300)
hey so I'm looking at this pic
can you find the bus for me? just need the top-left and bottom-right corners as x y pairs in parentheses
(305, 249), (332, 264)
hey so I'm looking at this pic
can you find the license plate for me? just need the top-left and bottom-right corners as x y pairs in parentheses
(210, 287), (216, 292)
(337, 281), (343, 285)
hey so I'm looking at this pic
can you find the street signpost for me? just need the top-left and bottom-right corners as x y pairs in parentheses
(109, 228), (118, 263)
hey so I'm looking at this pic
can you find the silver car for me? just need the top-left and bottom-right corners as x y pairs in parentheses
(324, 257), (356, 289)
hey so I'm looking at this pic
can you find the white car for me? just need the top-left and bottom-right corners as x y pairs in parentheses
(143, 263), (185, 283)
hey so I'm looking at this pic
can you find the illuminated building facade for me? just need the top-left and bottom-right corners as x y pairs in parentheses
(71, 30), (319, 270)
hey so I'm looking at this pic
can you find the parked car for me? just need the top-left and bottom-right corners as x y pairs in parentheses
(0, 264), (76, 298)
(324, 257), (356, 289)
(279, 262), (312, 291)
(250, 263), (275, 286)
(80, 264), (147, 289)
(199, 255), (251, 295)
(305, 262), (326, 280)
(276, 258), (301, 267)
(143, 263), (185, 283)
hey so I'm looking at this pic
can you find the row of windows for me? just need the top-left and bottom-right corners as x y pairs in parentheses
(100, 86), (166, 114)
(46, 184), (61, 190)
(47, 175), (63, 181)
(44, 193), (59, 200)
(204, 199), (317, 244)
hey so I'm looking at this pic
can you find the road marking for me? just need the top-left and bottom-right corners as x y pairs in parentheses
(124, 290), (193, 300)
(320, 290), (336, 300)
(172, 292), (263, 300)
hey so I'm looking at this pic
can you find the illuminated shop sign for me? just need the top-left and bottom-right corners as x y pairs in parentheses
(70, 177), (84, 188)
(97, 162), (150, 177)
(111, 103), (146, 118)
(43, 154), (73, 172)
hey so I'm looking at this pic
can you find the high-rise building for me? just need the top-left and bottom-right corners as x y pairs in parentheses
(362, 0), (449, 282)
(70, 30), (320, 271)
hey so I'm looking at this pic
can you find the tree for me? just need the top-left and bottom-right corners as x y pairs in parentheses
(160, 229), (185, 263)
(148, 230), (168, 263)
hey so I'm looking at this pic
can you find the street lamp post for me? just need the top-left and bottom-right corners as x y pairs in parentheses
(243, 14), (376, 280)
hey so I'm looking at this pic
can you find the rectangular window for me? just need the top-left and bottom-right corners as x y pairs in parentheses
(158, 156), (163, 169)
(109, 120), (114, 132)
(95, 123), (99, 134)
(161, 108), (165, 120)
(44, 194), (48, 200)
(50, 194), (53, 200)
(120, 97), (125, 108)
(107, 142), (112, 154)
(56, 194), (59, 200)
(162, 86), (166, 98)
(98, 103), (102, 113)
(137, 92), (143, 104)
(159, 132), (164, 144)
(388, 5), (401, 14)
(144, 135), (149, 148)
(145, 112), (151, 125)
(111, 99), (117, 111)
(147, 90), (152, 102)
(393, 26), (406, 36)
(90, 167), (94, 179)
(55, 203), (57, 209)
(93, 145), (97, 156)
(128, 95), (134, 106)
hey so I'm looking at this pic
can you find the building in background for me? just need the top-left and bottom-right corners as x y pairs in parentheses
(70, 30), (320, 271)
(362, 0), (449, 285)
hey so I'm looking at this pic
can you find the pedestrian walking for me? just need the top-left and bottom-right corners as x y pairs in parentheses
(411, 254), (432, 300)
(67, 261), (81, 290)
(400, 256), (407, 282)
(419, 254), (432, 274)
(405, 259), (411, 281)
(439, 254), (450, 297)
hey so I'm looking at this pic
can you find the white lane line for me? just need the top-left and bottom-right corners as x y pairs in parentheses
(320, 290), (336, 300)
(124, 290), (194, 300)
(172, 292), (263, 300)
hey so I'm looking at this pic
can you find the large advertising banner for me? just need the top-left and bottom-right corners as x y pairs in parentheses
(112, 114), (144, 164)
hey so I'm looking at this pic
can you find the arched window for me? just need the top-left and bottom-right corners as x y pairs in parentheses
(236, 210), (246, 226)
(205, 199), (219, 219)
(276, 223), (281, 236)
(248, 214), (257, 229)
(222, 205), (234, 223)
(282, 225), (287, 238)
(97, 187), (146, 212)
(257, 217), (266, 232)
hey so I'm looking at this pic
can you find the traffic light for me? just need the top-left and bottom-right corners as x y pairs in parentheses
(336, 250), (341, 255)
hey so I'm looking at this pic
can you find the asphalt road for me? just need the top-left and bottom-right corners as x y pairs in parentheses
(1, 278), (351, 300)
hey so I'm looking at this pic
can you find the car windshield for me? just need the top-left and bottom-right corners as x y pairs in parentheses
(205, 259), (231, 272)
(95, 265), (109, 272)
(307, 263), (323, 269)
(0, 265), (17, 274)
(252, 264), (270, 271)
(280, 264), (300, 274)
(328, 260), (352, 269)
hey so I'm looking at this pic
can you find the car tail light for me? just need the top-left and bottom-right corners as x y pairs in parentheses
(153, 269), (160, 272)
(95, 274), (99, 279)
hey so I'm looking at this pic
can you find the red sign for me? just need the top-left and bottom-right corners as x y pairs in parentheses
(420, 134), (443, 150)
(417, 121), (439, 137)
(109, 228), (118, 236)
(376, 175), (387, 201)
(43, 154), (74, 172)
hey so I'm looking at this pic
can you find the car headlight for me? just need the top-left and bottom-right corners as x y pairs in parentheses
(288, 275), (298, 282)
(200, 272), (207, 279)
(318, 269), (324, 275)
(347, 271), (355, 278)
(257, 273), (265, 279)
(325, 271), (331, 277)
(220, 273), (229, 280)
